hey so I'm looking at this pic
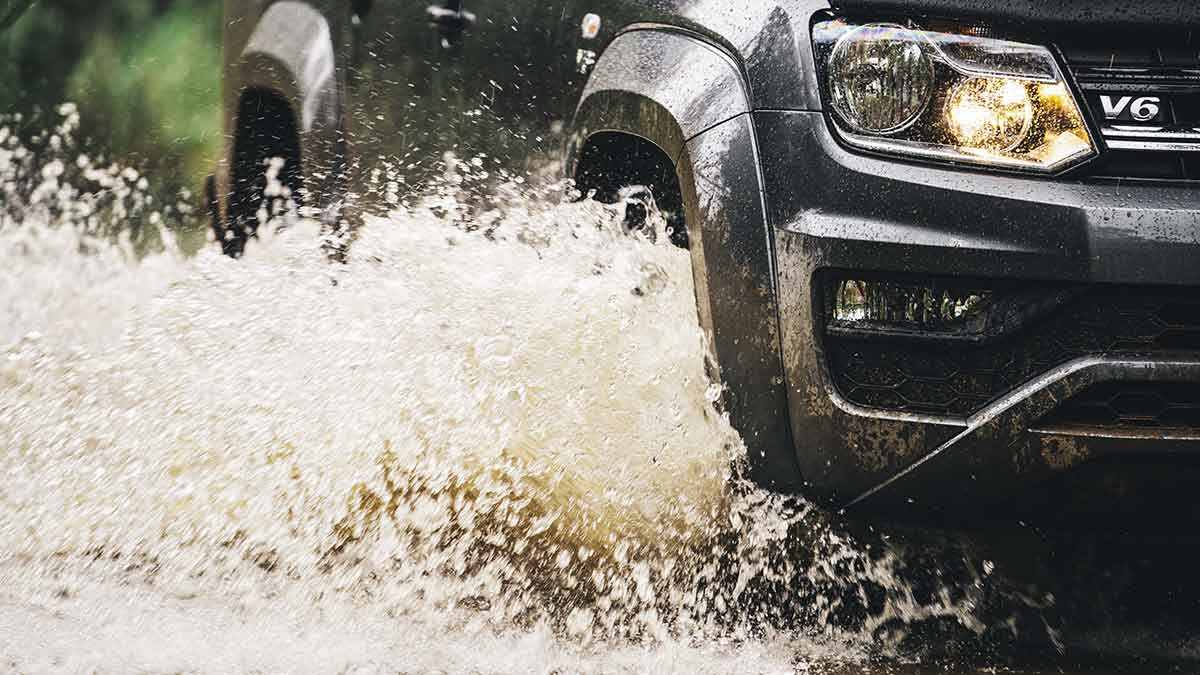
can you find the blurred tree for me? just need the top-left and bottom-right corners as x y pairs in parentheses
(0, 0), (221, 209)
(0, 0), (35, 30)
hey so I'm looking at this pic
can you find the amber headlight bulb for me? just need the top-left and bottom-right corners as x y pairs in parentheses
(946, 78), (1033, 153)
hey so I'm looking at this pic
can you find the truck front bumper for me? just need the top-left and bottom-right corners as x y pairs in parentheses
(756, 110), (1200, 523)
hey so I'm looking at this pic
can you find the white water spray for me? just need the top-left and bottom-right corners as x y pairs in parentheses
(0, 108), (1014, 673)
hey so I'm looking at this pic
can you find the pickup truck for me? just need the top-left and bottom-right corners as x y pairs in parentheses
(212, 0), (1200, 525)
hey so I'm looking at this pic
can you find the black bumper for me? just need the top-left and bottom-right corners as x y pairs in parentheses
(755, 110), (1200, 519)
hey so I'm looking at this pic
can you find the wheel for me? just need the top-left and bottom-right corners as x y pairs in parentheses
(220, 89), (303, 258)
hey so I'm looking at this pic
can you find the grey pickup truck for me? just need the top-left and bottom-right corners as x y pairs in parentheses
(212, 0), (1200, 527)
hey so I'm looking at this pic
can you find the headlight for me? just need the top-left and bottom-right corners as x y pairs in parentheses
(828, 25), (934, 134)
(813, 19), (1097, 173)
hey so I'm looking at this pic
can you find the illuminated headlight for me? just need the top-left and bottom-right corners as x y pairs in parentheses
(814, 19), (1097, 172)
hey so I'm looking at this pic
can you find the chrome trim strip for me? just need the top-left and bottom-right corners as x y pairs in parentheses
(1029, 424), (1200, 442)
(1106, 125), (1165, 134)
(1103, 127), (1200, 140)
(1106, 139), (1200, 152)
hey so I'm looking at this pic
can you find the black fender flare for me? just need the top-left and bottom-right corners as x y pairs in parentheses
(570, 28), (803, 491)
(220, 0), (346, 220)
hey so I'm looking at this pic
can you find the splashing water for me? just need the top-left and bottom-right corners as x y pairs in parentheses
(0, 110), (1057, 673)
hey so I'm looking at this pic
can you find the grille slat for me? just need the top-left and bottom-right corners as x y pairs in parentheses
(1043, 382), (1200, 431)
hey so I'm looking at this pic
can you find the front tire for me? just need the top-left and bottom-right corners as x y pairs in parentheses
(222, 89), (303, 258)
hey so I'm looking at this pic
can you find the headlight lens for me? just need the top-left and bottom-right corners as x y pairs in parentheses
(814, 19), (1097, 173)
(828, 24), (934, 134)
(945, 78), (1032, 152)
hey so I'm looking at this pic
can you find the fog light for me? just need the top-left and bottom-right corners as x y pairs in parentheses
(831, 278), (993, 333)
(826, 275), (1084, 343)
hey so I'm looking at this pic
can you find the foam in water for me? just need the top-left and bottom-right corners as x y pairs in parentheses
(0, 107), (1026, 672)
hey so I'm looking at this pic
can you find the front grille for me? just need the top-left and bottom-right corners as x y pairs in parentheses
(1041, 382), (1200, 431)
(1059, 31), (1200, 181)
(1092, 149), (1200, 181)
(827, 286), (1200, 418)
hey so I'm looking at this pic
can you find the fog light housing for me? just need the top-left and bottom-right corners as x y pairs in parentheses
(831, 277), (993, 334)
(824, 274), (1080, 344)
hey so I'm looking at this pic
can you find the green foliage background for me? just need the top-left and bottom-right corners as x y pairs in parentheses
(1, 0), (221, 208)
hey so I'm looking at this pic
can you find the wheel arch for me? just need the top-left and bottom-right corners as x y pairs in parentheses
(570, 28), (804, 491)
(217, 0), (347, 233)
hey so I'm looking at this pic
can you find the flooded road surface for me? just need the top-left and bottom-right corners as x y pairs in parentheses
(3, 115), (1200, 674)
